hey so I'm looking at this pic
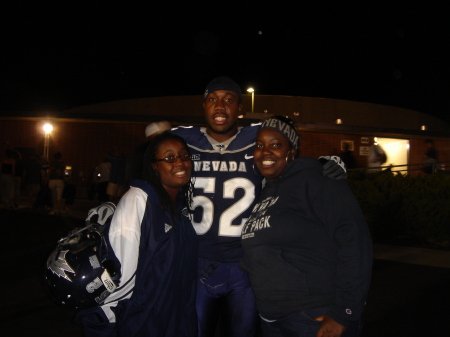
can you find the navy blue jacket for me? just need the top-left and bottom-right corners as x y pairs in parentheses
(76, 180), (198, 336)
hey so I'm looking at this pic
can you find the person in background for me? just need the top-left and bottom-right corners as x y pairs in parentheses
(34, 155), (53, 210)
(23, 154), (42, 208)
(106, 147), (127, 204)
(340, 142), (357, 170)
(96, 157), (111, 202)
(145, 76), (347, 337)
(422, 139), (439, 174)
(367, 144), (386, 172)
(240, 116), (372, 337)
(48, 152), (66, 215)
(62, 175), (77, 216)
(75, 132), (198, 337)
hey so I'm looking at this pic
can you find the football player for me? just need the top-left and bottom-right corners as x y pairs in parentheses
(146, 76), (346, 337)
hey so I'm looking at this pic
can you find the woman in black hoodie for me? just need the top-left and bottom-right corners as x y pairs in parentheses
(240, 116), (372, 337)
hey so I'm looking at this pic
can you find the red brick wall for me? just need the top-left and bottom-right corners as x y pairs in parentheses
(300, 132), (368, 168)
(299, 131), (450, 176)
(1, 120), (147, 194)
(2, 120), (450, 195)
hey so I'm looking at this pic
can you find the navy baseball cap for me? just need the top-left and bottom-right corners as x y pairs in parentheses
(203, 76), (242, 102)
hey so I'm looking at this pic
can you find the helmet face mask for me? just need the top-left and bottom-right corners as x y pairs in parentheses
(45, 203), (120, 310)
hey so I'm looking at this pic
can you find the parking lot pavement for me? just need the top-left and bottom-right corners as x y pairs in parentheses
(1, 204), (450, 337)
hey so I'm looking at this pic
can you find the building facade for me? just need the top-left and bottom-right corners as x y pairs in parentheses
(2, 94), (449, 197)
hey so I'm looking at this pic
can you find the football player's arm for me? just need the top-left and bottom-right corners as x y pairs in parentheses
(318, 156), (347, 180)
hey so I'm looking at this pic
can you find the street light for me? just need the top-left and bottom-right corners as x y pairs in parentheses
(43, 123), (53, 161)
(247, 87), (255, 113)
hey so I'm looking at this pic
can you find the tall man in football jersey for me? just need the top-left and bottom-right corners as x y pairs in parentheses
(146, 76), (346, 337)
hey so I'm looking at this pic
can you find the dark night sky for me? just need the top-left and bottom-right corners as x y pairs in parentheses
(1, 2), (450, 123)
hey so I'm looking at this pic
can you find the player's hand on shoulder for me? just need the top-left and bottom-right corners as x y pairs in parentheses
(318, 156), (347, 180)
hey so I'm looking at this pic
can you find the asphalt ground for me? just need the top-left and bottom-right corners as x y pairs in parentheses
(1, 201), (450, 337)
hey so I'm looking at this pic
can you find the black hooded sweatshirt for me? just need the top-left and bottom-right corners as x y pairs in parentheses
(239, 157), (372, 327)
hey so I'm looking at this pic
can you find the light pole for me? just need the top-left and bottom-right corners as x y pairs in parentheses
(43, 123), (53, 161)
(247, 87), (255, 113)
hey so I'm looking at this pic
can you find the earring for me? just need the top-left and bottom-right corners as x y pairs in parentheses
(252, 163), (262, 176)
(286, 152), (294, 165)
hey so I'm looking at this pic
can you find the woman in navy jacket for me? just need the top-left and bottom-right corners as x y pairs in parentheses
(76, 133), (198, 336)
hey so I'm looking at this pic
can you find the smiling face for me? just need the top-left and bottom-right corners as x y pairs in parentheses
(254, 128), (295, 181)
(203, 90), (242, 142)
(153, 139), (192, 200)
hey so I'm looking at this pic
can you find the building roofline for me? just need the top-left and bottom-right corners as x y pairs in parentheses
(2, 114), (449, 140)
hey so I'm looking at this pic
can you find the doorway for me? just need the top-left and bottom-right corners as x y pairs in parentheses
(375, 137), (409, 174)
